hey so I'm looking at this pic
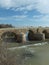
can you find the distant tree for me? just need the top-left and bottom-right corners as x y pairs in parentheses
(0, 24), (14, 28)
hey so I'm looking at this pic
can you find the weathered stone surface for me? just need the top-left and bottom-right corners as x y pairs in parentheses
(16, 34), (22, 43)
(43, 30), (49, 39)
(16, 33), (26, 43)
(0, 28), (49, 43)
(1, 31), (17, 42)
(34, 33), (45, 41)
(28, 29), (45, 41)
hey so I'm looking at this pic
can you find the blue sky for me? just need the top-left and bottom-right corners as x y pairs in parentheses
(0, 0), (49, 27)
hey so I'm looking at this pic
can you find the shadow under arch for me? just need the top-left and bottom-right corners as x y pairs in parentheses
(42, 30), (49, 39)
(28, 30), (35, 41)
(1, 31), (17, 42)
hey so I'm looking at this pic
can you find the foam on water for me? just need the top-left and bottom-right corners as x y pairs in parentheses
(8, 42), (48, 50)
(33, 42), (48, 46)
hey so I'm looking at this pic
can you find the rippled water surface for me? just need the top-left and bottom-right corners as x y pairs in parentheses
(5, 42), (49, 65)
(0, 41), (49, 65)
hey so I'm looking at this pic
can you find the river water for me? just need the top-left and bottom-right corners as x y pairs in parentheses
(7, 42), (49, 65)
(1, 32), (49, 65)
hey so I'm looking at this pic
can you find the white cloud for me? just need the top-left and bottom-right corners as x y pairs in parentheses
(0, 0), (12, 9)
(12, 15), (27, 19)
(36, 0), (49, 14)
(12, 15), (49, 22)
(32, 15), (43, 19)
(0, 15), (27, 21)
(32, 15), (49, 22)
(0, 0), (49, 14)
(0, 0), (35, 9)
(16, 4), (35, 11)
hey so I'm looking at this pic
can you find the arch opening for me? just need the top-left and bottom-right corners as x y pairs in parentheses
(1, 31), (17, 42)
(42, 30), (49, 39)
(28, 30), (34, 41)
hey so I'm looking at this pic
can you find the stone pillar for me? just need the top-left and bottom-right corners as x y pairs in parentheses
(20, 32), (26, 43)
(16, 32), (26, 43)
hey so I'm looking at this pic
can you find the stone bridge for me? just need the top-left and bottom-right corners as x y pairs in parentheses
(0, 27), (49, 43)
(0, 28), (28, 42)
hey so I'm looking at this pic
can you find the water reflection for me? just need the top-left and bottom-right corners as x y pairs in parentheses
(7, 43), (49, 65)
(0, 39), (49, 65)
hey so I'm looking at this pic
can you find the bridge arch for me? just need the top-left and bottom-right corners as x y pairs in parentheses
(42, 30), (49, 39)
(1, 31), (17, 42)
(28, 30), (35, 41)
